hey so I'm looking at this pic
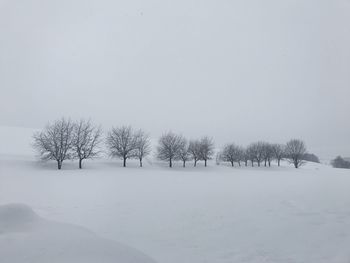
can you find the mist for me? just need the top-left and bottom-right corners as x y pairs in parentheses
(0, 0), (349, 159)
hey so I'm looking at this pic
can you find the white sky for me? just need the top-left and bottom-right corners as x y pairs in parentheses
(0, 0), (349, 159)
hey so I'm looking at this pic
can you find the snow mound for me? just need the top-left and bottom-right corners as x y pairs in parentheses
(0, 203), (156, 263)
(0, 203), (38, 224)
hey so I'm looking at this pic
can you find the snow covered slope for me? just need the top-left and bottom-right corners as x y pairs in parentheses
(0, 203), (155, 263)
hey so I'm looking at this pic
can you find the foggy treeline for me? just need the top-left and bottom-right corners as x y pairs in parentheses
(33, 118), (310, 170)
(217, 139), (307, 169)
(331, 156), (350, 169)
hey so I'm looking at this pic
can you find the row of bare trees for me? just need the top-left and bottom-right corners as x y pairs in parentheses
(33, 119), (151, 169)
(218, 139), (307, 168)
(106, 126), (151, 167)
(156, 132), (215, 168)
(33, 118), (307, 170)
(33, 119), (102, 169)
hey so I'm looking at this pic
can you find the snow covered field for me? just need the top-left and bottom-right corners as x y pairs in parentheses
(1, 128), (350, 263)
(0, 203), (155, 263)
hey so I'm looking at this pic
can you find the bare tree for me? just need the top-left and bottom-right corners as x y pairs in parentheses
(243, 148), (249, 166)
(199, 136), (215, 167)
(178, 138), (191, 167)
(72, 120), (102, 169)
(246, 144), (256, 167)
(221, 143), (239, 167)
(248, 142), (264, 167)
(188, 140), (201, 167)
(272, 144), (285, 166)
(236, 146), (245, 167)
(33, 118), (74, 170)
(106, 126), (137, 167)
(285, 139), (307, 168)
(134, 130), (151, 167)
(256, 142), (266, 167)
(262, 142), (274, 167)
(157, 132), (184, 168)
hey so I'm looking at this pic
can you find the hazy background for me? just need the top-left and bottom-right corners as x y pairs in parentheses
(0, 0), (349, 159)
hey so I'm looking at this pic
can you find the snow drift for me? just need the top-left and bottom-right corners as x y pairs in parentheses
(0, 203), (156, 263)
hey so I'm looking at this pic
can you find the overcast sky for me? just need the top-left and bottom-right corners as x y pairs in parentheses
(0, 0), (349, 159)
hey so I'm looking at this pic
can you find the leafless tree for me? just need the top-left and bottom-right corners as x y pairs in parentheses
(236, 146), (245, 167)
(134, 130), (151, 167)
(199, 136), (215, 167)
(33, 118), (74, 170)
(188, 140), (201, 167)
(72, 119), (102, 169)
(272, 144), (285, 166)
(157, 132), (184, 168)
(243, 148), (250, 166)
(106, 126), (138, 167)
(262, 142), (274, 167)
(255, 142), (266, 167)
(247, 142), (264, 167)
(178, 138), (191, 167)
(285, 139), (307, 168)
(221, 143), (240, 167)
(246, 145), (256, 167)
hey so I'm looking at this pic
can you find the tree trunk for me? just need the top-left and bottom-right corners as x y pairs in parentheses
(79, 159), (82, 169)
(140, 158), (142, 167)
(204, 159), (207, 167)
(169, 158), (172, 168)
(258, 161), (260, 167)
(278, 159), (280, 166)
(57, 160), (62, 170)
(245, 160), (248, 166)
(231, 161), (234, 167)
(183, 160), (186, 167)
(264, 160), (267, 167)
(194, 159), (197, 167)
(294, 160), (298, 168)
(123, 157), (126, 167)
(251, 160), (254, 167)
(268, 160), (271, 167)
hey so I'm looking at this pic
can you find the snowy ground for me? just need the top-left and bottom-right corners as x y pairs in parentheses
(0, 203), (155, 263)
(1, 127), (350, 263)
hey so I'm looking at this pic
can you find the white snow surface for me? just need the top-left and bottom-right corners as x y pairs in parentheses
(0, 203), (156, 263)
(1, 127), (350, 262)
